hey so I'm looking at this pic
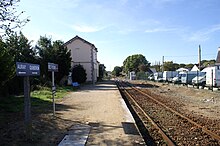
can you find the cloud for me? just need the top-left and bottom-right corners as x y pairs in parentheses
(188, 24), (220, 42)
(71, 24), (107, 33)
(145, 27), (177, 33)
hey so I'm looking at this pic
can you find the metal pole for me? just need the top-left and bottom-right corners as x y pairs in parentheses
(24, 76), (32, 140)
(198, 45), (201, 71)
(197, 70), (199, 89)
(52, 71), (55, 116)
(211, 69), (213, 92)
(162, 56), (164, 72)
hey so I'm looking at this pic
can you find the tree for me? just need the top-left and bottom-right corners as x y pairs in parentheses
(185, 63), (194, 69)
(36, 36), (71, 84)
(123, 54), (150, 73)
(5, 32), (36, 63)
(72, 64), (87, 83)
(52, 40), (71, 83)
(0, 32), (36, 95)
(0, 0), (29, 37)
(98, 64), (106, 81)
(138, 64), (147, 72)
(0, 40), (15, 89)
(179, 63), (186, 68)
(112, 66), (122, 77)
(163, 61), (176, 71)
(201, 60), (215, 67)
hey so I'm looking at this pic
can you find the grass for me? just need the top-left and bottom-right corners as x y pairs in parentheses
(0, 86), (75, 113)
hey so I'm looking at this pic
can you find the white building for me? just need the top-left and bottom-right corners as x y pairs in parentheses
(64, 36), (99, 84)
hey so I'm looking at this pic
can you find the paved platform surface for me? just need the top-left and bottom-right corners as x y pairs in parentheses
(57, 80), (145, 145)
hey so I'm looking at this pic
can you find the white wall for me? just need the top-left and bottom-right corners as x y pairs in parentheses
(66, 37), (98, 82)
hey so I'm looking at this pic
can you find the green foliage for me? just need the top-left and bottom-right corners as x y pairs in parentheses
(185, 63), (194, 69)
(123, 54), (150, 73)
(72, 64), (87, 83)
(0, 40), (15, 87)
(112, 66), (122, 77)
(163, 61), (179, 71)
(52, 40), (71, 83)
(201, 59), (215, 67)
(138, 64), (147, 72)
(136, 71), (147, 80)
(36, 36), (71, 84)
(0, 86), (74, 113)
(98, 64), (106, 81)
(5, 32), (37, 63)
(0, 32), (37, 96)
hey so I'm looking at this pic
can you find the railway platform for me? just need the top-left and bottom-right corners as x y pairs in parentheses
(58, 80), (145, 145)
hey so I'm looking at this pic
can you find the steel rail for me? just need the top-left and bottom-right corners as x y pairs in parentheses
(128, 82), (220, 141)
(117, 81), (176, 146)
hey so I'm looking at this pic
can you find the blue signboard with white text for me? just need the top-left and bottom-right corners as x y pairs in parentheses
(48, 63), (58, 72)
(16, 62), (40, 76)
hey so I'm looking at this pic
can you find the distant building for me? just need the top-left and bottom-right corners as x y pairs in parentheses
(148, 68), (156, 74)
(129, 71), (136, 80)
(191, 64), (199, 71)
(64, 35), (99, 84)
(215, 47), (220, 65)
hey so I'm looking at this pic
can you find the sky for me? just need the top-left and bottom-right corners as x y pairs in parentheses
(17, 0), (220, 71)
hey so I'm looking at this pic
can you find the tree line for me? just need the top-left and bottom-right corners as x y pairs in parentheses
(112, 54), (216, 77)
(0, 32), (71, 96)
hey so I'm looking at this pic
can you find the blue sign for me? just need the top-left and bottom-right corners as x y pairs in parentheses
(48, 63), (58, 72)
(16, 62), (40, 76)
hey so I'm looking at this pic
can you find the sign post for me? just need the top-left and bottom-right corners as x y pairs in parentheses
(16, 62), (40, 140)
(48, 63), (58, 116)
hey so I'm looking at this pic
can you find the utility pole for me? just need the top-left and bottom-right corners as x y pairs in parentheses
(198, 45), (201, 71)
(162, 56), (164, 72)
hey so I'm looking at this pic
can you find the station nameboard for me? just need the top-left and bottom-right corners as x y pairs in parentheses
(16, 62), (40, 76)
(48, 63), (58, 72)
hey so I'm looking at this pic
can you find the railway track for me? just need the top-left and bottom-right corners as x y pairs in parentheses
(116, 80), (220, 146)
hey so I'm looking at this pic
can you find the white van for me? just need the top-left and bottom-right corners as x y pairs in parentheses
(205, 66), (220, 87)
(192, 71), (206, 86)
(163, 71), (178, 82)
(172, 72), (185, 83)
(154, 72), (163, 81)
(181, 71), (198, 84)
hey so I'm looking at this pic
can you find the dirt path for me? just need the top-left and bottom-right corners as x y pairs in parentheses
(56, 81), (145, 145)
(0, 80), (145, 145)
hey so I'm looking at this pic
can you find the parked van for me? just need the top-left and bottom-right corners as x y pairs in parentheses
(181, 71), (198, 84)
(172, 72), (185, 83)
(192, 71), (206, 86)
(205, 66), (220, 87)
(154, 72), (163, 81)
(163, 71), (178, 82)
(148, 74), (154, 80)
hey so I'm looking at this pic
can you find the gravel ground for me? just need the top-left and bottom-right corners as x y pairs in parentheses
(56, 80), (145, 145)
(143, 81), (220, 119)
(127, 80), (220, 145)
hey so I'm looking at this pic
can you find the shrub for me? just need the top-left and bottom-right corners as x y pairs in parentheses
(71, 64), (87, 83)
